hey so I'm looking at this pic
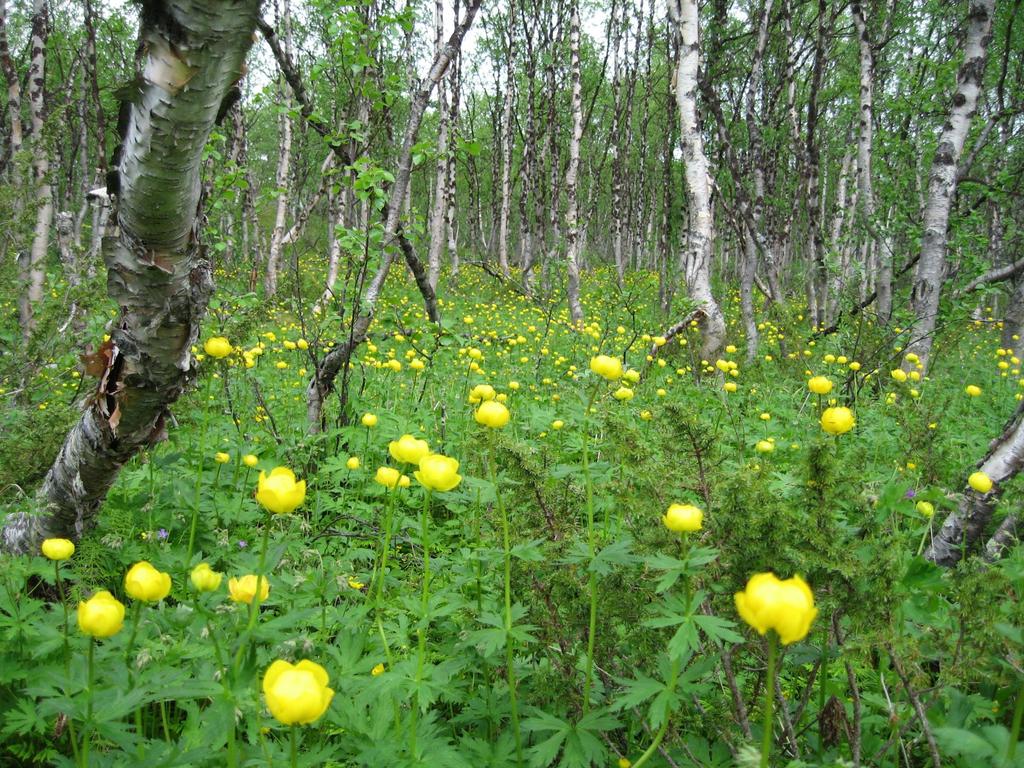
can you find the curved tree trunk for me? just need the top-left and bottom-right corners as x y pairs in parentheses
(669, 0), (726, 362)
(907, 0), (996, 373)
(1, 0), (261, 554)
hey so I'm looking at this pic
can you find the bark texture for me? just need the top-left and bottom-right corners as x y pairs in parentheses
(927, 398), (1024, 566)
(908, 0), (996, 372)
(2, 0), (261, 554)
(669, 0), (726, 362)
(564, 0), (584, 324)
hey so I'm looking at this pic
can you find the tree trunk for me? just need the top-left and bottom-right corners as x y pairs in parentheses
(2, 0), (261, 554)
(497, 18), (515, 277)
(669, 0), (726, 362)
(564, 0), (584, 324)
(907, 0), (996, 372)
(426, 0), (449, 290)
(0, 0), (22, 197)
(264, 0), (294, 299)
(446, 0), (462, 280)
(927, 398), (1024, 566)
(19, 0), (52, 343)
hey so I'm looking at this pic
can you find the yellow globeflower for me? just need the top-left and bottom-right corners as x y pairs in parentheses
(612, 387), (634, 401)
(190, 563), (223, 592)
(965, 385), (982, 397)
(415, 454), (463, 492)
(77, 590), (126, 638)
(361, 413), (378, 428)
(203, 336), (232, 359)
(623, 369), (641, 384)
(262, 659), (334, 726)
(807, 376), (833, 395)
(124, 561), (172, 602)
(916, 501), (935, 519)
(243, 454), (259, 468)
(256, 467), (306, 514)
(346, 456), (360, 470)
(389, 434), (430, 465)
(589, 354), (623, 381)
(723, 381), (738, 393)
(968, 471), (993, 494)
(891, 368), (908, 383)
(468, 383), (496, 404)
(735, 572), (817, 645)
(475, 400), (510, 428)
(756, 439), (775, 454)
(374, 466), (402, 489)
(551, 419), (565, 430)
(662, 503), (703, 533)
(41, 538), (75, 561)
(228, 574), (270, 604)
(215, 452), (231, 464)
(820, 406), (855, 435)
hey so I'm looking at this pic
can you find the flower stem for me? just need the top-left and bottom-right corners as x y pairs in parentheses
(187, 376), (215, 564)
(1007, 679), (1024, 764)
(410, 490), (432, 757)
(232, 515), (272, 676)
(82, 638), (95, 768)
(488, 446), (522, 766)
(630, 656), (681, 768)
(581, 382), (601, 713)
(373, 487), (398, 667)
(55, 562), (70, 675)
(290, 724), (298, 768)
(761, 633), (778, 768)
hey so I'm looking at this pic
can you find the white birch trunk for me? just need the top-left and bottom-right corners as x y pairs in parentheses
(2, 0), (260, 553)
(264, 0), (294, 299)
(565, 0), (584, 324)
(426, 0), (449, 290)
(907, 0), (996, 372)
(669, 0), (726, 362)
(497, 32), (515, 277)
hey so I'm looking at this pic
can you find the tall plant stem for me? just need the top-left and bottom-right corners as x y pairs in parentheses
(410, 490), (433, 757)
(630, 656), (681, 768)
(290, 725), (298, 768)
(81, 638), (95, 768)
(762, 633), (778, 768)
(1008, 679), (1024, 764)
(187, 374), (216, 563)
(581, 382), (601, 713)
(232, 514), (272, 675)
(488, 445), (523, 766)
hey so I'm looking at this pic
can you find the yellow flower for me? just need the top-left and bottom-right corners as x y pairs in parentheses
(346, 456), (360, 470)
(723, 381), (738, 393)
(77, 590), (126, 638)
(965, 385), (982, 397)
(203, 336), (232, 359)
(124, 561), (172, 602)
(296, 338), (309, 350)
(389, 434), (430, 465)
(475, 400), (510, 428)
(347, 577), (364, 590)
(968, 471), (993, 494)
(891, 368), (908, 383)
(361, 413), (378, 428)
(371, 662), (385, 677)
(612, 387), (634, 401)
(468, 383), (496, 403)
(256, 467), (307, 514)
(756, 439), (775, 454)
(807, 376), (833, 395)
(618, 759), (632, 768)
(215, 452), (231, 464)
(916, 501), (935, 519)
(262, 659), (334, 726)
(589, 354), (623, 381)
(415, 454), (462, 492)
(552, 419), (565, 430)
(243, 454), (259, 468)
(663, 503), (703, 533)
(399, 474), (411, 488)
(735, 572), (817, 645)
(849, 361), (861, 371)
(41, 538), (75, 561)
(375, 466), (402, 489)
(190, 563), (223, 592)
(820, 406), (855, 435)
(228, 574), (270, 604)
(623, 369), (641, 384)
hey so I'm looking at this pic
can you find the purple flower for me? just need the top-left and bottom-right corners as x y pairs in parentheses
(238, 540), (248, 549)
(157, 528), (169, 540)
(904, 488), (917, 499)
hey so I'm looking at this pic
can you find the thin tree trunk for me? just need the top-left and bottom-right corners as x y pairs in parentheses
(0, 0), (22, 197)
(2, 0), (261, 554)
(20, 0), (52, 343)
(497, 16), (515, 277)
(565, 0), (584, 324)
(669, 0), (726, 361)
(907, 0), (996, 372)
(426, 0), (449, 290)
(264, 0), (294, 299)
(446, 0), (461, 280)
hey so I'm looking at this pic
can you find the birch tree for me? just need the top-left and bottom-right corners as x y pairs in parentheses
(668, 0), (726, 361)
(564, 0), (584, 324)
(906, 0), (997, 373)
(1, 0), (261, 553)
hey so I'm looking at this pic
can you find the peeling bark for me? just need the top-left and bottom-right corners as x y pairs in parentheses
(1, 0), (261, 554)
